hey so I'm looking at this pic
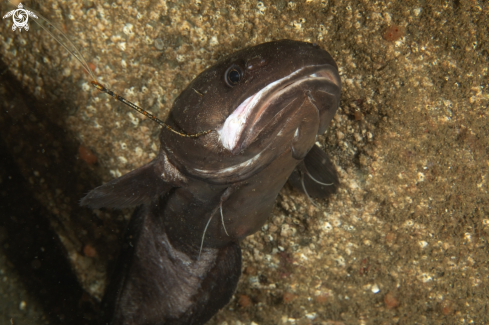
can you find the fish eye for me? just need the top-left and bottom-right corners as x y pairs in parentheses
(225, 65), (243, 86)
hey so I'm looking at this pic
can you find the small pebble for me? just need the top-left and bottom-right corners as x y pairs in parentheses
(79, 145), (98, 165)
(283, 292), (296, 303)
(385, 232), (396, 245)
(315, 294), (329, 303)
(371, 284), (380, 293)
(383, 25), (404, 41)
(238, 294), (252, 308)
(441, 300), (453, 315)
(155, 38), (164, 50)
(83, 244), (97, 258)
(384, 292), (400, 309)
(244, 266), (257, 275)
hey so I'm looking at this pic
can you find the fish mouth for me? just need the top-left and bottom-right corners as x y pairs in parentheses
(217, 64), (340, 155)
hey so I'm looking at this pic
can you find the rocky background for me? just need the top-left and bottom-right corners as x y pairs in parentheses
(0, 0), (488, 324)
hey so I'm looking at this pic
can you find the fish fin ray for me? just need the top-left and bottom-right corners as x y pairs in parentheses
(288, 145), (339, 198)
(80, 160), (174, 209)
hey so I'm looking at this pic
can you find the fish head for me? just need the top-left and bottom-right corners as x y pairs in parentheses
(161, 40), (341, 183)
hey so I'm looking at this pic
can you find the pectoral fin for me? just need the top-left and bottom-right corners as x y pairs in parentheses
(80, 160), (173, 209)
(288, 144), (339, 198)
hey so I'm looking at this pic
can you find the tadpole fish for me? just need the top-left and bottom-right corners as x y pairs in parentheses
(78, 40), (342, 325)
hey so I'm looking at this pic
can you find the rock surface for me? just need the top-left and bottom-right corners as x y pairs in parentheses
(0, 0), (488, 324)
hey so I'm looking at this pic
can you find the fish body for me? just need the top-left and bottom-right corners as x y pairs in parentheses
(81, 40), (341, 325)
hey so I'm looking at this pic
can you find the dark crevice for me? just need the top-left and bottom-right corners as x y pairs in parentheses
(0, 138), (102, 325)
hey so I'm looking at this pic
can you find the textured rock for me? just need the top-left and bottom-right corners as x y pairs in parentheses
(0, 0), (488, 324)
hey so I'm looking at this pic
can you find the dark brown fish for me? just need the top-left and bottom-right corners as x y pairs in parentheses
(81, 40), (341, 325)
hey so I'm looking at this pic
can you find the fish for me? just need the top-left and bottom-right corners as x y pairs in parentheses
(80, 39), (341, 325)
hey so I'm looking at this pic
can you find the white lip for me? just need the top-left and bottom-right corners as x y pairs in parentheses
(217, 65), (337, 152)
(217, 76), (284, 151)
(194, 150), (265, 176)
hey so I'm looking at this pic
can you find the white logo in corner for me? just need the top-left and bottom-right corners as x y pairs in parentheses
(2, 3), (38, 32)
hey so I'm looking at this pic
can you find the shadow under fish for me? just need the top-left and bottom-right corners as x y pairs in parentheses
(81, 40), (341, 325)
